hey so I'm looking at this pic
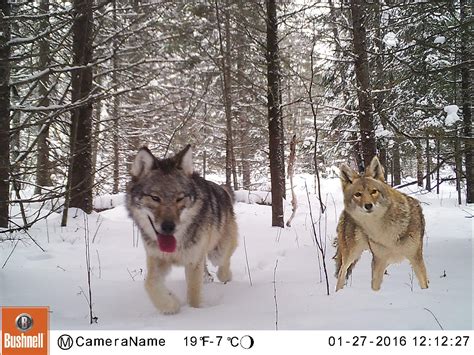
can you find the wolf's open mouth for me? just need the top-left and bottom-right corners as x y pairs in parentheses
(148, 216), (177, 253)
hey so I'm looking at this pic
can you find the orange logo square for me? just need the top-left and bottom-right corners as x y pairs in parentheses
(1, 307), (49, 355)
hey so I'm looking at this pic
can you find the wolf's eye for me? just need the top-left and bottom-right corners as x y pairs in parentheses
(176, 195), (188, 203)
(354, 192), (362, 198)
(371, 189), (378, 195)
(148, 195), (161, 202)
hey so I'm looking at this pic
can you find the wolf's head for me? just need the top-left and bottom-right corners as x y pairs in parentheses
(339, 156), (390, 216)
(127, 145), (196, 253)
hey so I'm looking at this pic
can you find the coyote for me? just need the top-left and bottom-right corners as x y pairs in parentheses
(126, 145), (238, 314)
(334, 156), (428, 291)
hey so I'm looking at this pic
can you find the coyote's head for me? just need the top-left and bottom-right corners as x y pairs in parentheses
(127, 145), (196, 253)
(339, 156), (390, 215)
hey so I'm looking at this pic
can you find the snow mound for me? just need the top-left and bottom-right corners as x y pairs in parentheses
(444, 105), (460, 125)
(383, 32), (398, 48)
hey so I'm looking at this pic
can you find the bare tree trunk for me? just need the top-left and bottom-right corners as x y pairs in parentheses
(416, 142), (423, 187)
(0, 0), (11, 227)
(112, 0), (120, 194)
(35, 0), (52, 194)
(202, 105), (208, 180)
(68, 0), (94, 213)
(454, 134), (462, 205)
(392, 140), (401, 185)
(240, 121), (251, 189)
(350, 0), (377, 168)
(91, 79), (102, 186)
(215, 0), (236, 189)
(379, 146), (388, 181)
(266, 0), (285, 227)
(436, 139), (440, 194)
(425, 138), (431, 191)
(460, 0), (473, 203)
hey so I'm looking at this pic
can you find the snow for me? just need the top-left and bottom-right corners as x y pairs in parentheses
(93, 193), (126, 211)
(375, 126), (393, 138)
(383, 32), (398, 48)
(234, 189), (272, 205)
(434, 36), (446, 44)
(444, 104), (461, 125)
(0, 176), (472, 330)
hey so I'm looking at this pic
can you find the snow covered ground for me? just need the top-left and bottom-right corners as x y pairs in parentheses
(0, 176), (472, 330)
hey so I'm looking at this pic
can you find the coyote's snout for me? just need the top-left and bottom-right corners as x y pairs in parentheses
(334, 156), (429, 291)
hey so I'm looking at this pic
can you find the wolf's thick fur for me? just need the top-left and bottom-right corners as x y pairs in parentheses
(334, 156), (428, 291)
(126, 145), (238, 314)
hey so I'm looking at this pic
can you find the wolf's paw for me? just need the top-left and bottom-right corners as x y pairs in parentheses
(158, 292), (181, 315)
(217, 267), (232, 284)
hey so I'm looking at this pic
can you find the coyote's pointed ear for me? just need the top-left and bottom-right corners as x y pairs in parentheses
(173, 144), (193, 176)
(340, 164), (359, 188)
(131, 147), (155, 178)
(366, 156), (385, 182)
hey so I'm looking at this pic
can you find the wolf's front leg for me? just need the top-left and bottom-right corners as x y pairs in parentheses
(185, 260), (205, 308)
(145, 256), (180, 314)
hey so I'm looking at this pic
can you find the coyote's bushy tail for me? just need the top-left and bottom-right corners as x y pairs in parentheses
(333, 238), (358, 279)
(333, 238), (342, 278)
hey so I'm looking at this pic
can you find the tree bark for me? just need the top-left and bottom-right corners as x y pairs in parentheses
(416, 142), (423, 187)
(392, 140), (401, 185)
(266, 0), (285, 227)
(112, 0), (120, 194)
(215, 0), (236, 189)
(436, 139), (440, 194)
(350, 0), (377, 168)
(425, 138), (431, 191)
(0, 0), (10, 227)
(454, 134), (462, 204)
(35, 0), (52, 194)
(460, 0), (473, 203)
(68, 0), (94, 213)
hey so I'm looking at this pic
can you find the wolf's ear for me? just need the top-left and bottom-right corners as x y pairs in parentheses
(340, 164), (359, 188)
(366, 156), (385, 182)
(131, 147), (155, 178)
(173, 144), (193, 176)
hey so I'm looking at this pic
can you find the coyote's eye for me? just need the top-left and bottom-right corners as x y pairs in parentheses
(148, 195), (161, 202)
(354, 192), (362, 198)
(371, 189), (378, 195)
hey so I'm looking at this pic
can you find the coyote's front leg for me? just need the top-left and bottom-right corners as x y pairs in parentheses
(145, 255), (180, 314)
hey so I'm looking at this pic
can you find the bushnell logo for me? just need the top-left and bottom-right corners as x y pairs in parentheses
(15, 313), (34, 332)
(2, 307), (49, 355)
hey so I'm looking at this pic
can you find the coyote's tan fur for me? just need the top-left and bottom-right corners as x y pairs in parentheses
(334, 156), (429, 291)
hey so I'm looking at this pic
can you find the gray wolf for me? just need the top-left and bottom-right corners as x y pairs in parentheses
(126, 145), (238, 314)
(334, 156), (428, 291)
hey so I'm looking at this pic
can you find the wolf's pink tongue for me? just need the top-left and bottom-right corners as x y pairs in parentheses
(157, 233), (176, 253)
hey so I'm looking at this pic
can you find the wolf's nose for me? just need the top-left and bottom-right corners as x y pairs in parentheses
(161, 221), (176, 235)
(364, 203), (373, 211)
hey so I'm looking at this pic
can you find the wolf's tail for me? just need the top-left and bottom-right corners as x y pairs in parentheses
(221, 184), (235, 204)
